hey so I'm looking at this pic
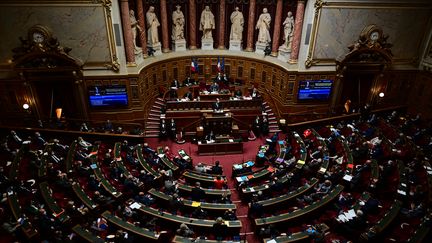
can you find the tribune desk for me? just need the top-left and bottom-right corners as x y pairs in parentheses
(198, 138), (243, 155)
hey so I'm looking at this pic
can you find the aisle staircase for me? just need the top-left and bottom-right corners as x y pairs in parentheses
(144, 97), (165, 137)
(262, 101), (281, 134)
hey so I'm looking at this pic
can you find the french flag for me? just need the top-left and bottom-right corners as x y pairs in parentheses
(191, 58), (199, 73)
(217, 57), (224, 73)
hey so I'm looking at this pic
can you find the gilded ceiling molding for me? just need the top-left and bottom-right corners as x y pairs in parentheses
(105, 55), (121, 72)
(93, 0), (112, 17)
(305, 0), (327, 68)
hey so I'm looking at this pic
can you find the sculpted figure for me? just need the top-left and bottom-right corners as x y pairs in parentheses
(230, 7), (244, 41)
(282, 11), (294, 49)
(129, 10), (142, 52)
(255, 8), (271, 44)
(199, 6), (215, 39)
(172, 5), (185, 40)
(146, 6), (160, 45)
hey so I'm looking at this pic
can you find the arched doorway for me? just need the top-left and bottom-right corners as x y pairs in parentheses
(332, 25), (393, 113)
(12, 25), (87, 125)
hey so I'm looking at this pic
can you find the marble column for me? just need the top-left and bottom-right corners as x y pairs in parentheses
(188, 0), (197, 49)
(160, 0), (170, 52)
(271, 0), (283, 56)
(120, 0), (135, 64)
(290, 0), (305, 62)
(217, 0), (226, 49)
(136, 0), (147, 57)
(245, 0), (256, 52)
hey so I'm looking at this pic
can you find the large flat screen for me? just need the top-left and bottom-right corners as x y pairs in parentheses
(88, 85), (128, 107)
(297, 80), (333, 101)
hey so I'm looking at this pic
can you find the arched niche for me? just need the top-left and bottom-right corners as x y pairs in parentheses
(12, 25), (87, 124)
(333, 25), (393, 113)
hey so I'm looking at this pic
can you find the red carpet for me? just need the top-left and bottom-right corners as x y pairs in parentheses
(146, 135), (276, 243)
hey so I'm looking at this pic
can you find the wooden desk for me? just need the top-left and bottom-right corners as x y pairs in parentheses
(137, 204), (242, 229)
(173, 235), (246, 243)
(258, 178), (319, 208)
(263, 232), (309, 243)
(198, 140), (243, 155)
(102, 211), (160, 240)
(148, 188), (236, 211)
(177, 182), (231, 196)
(39, 181), (70, 223)
(72, 224), (104, 243)
(255, 185), (344, 226)
(199, 92), (232, 100)
(7, 192), (38, 239)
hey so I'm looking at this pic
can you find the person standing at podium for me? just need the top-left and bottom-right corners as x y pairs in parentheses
(209, 81), (220, 93)
(212, 98), (223, 112)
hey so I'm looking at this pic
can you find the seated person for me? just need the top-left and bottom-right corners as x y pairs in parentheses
(171, 79), (180, 89)
(212, 98), (223, 111)
(214, 176), (226, 189)
(169, 88), (178, 99)
(191, 182), (206, 201)
(192, 206), (208, 219)
(183, 90), (193, 101)
(211, 161), (223, 175)
(209, 81), (220, 93)
(205, 131), (216, 142)
(183, 76), (194, 86)
(213, 217), (228, 241)
(234, 89), (242, 98)
(104, 119), (113, 132)
(251, 87), (259, 98)
(176, 223), (194, 237)
(77, 137), (92, 149)
(195, 162), (207, 173)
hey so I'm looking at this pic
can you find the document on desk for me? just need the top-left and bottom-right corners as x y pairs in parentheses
(129, 202), (141, 209)
(343, 174), (353, 182)
(345, 209), (356, 219)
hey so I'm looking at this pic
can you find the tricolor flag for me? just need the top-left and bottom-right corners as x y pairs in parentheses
(217, 57), (225, 73)
(191, 58), (199, 73)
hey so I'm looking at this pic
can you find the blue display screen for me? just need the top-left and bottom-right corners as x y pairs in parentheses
(88, 85), (128, 107)
(297, 80), (333, 101)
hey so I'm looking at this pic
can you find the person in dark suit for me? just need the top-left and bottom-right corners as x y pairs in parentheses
(209, 81), (220, 93)
(211, 161), (223, 175)
(214, 73), (223, 84)
(171, 79), (180, 89)
(234, 89), (242, 98)
(212, 98), (223, 111)
(253, 116), (261, 137)
(205, 130), (216, 142)
(183, 76), (194, 86)
(191, 182), (206, 201)
(213, 217), (228, 241)
(160, 119), (168, 138)
(183, 90), (193, 101)
(169, 119), (176, 139)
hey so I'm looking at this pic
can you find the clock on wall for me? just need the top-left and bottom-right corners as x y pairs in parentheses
(28, 25), (52, 45)
(370, 31), (380, 41)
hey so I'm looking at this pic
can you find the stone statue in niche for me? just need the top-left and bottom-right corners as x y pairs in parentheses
(130, 10), (142, 53)
(281, 11), (294, 50)
(146, 6), (160, 45)
(230, 7), (244, 41)
(200, 5), (215, 39)
(172, 5), (185, 40)
(256, 8), (271, 44)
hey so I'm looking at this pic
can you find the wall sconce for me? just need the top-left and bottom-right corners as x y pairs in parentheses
(378, 92), (385, 98)
(55, 108), (62, 120)
(22, 103), (30, 110)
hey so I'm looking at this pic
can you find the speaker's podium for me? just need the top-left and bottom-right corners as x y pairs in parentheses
(197, 110), (242, 155)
